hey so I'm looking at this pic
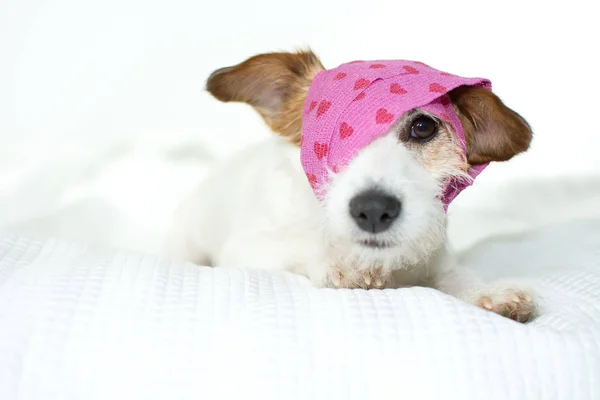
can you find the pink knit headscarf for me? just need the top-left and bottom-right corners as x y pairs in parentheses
(300, 60), (491, 211)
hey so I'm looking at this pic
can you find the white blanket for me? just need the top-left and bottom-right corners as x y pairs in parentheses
(1, 233), (599, 400)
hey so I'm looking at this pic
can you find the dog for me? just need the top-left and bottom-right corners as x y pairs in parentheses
(166, 50), (536, 323)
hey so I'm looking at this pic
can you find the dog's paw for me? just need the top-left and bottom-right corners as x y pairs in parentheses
(469, 285), (536, 323)
(329, 265), (387, 289)
(359, 267), (386, 289)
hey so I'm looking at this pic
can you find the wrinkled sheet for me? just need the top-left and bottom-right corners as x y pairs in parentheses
(1, 234), (599, 400)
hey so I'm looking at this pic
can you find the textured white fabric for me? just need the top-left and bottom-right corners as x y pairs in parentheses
(0, 234), (599, 400)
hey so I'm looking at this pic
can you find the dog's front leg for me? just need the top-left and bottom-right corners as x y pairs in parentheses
(436, 257), (537, 323)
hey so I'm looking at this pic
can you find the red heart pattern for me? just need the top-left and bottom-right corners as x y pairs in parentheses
(429, 83), (447, 93)
(339, 122), (354, 139)
(375, 108), (394, 124)
(307, 174), (317, 187)
(353, 78), (370, 90)
(314, 142), (328, 159)
(390, 83), (407, 95)
(353, 92), (366, 101)
(403, 65), (420, 74)
(301, 58), (490, 209)
(316, 100), (332, 117)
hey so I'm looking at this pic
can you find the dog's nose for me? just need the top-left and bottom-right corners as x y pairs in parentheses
(349, 191), (401, 233)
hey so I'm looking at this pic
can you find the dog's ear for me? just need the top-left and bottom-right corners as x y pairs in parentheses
(449, 86), (533, 164)
(206, 50), (324, 145)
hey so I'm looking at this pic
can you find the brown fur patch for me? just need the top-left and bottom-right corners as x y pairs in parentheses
(416, 125), (468, 178)
(397, 112), (468, 180)
(206, 50), (324, 145)
(449, 86), (533, 164)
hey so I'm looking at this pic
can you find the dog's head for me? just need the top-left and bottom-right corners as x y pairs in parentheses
(206, 50), (532, 270)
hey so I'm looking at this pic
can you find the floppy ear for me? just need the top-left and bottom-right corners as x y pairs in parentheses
(206, 50), (324, 145)
(449, 86), (533, 164)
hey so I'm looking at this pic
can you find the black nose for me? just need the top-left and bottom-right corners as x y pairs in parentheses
(349, 190), (401, 233)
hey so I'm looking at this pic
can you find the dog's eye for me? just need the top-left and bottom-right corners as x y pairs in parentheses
(410, 116), (438, 140)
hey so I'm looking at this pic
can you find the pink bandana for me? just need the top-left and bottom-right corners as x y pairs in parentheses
(300, 60), (492, 211)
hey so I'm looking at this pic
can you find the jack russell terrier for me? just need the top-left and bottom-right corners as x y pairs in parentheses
(166, 50), (536, 323)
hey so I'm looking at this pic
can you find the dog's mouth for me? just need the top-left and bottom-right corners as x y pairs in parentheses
(357, 238), (395, 249)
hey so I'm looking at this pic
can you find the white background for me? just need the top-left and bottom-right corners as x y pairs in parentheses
(1, 0), (599, 255)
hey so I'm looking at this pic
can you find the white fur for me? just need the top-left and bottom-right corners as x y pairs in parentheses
(165, 128), (536, 321)
(323, 134), (445, 275)
(165, 136), (332, 284)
